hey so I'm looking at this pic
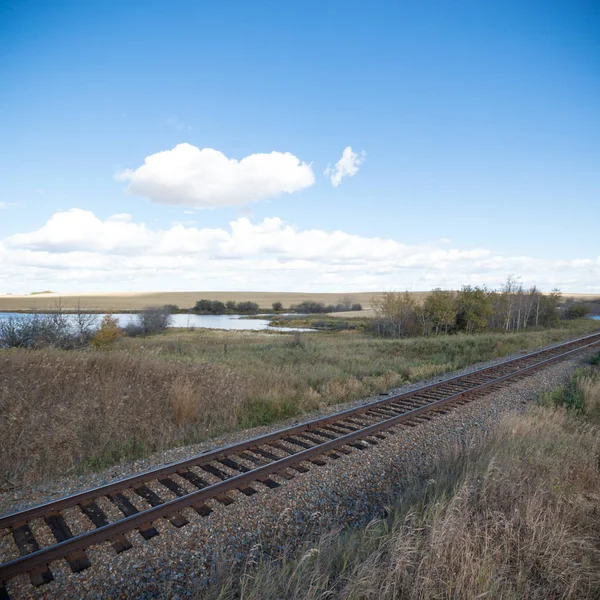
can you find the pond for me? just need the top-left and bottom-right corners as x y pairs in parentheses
(590, 315), (600, 321)
(0, 312), (313, 332)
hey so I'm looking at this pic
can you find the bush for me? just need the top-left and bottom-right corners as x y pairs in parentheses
(225, 301), (237, 311)
(194, 299), (227, 314)
(121, 321), (145, 337)
(91, 315), (122, 349)
(293, 301), (329, 314)
(0, 314), (91, 349)
(236, 301), (259, 314)
(565, 304), (590, 320)
(134, 305), (173, 335)
(292, 300), (362, 314)
(272, 302), (283, 312)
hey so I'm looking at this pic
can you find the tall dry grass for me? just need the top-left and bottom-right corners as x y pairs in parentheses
(1, 322), (597, 487)
(211, 401), (600, 599)
(579, 375), (600, 418)
(0, 350), (245, 487)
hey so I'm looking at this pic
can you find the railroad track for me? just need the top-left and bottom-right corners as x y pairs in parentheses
(1, 331), (599, 598)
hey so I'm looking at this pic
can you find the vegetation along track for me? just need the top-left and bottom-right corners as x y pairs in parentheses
(1, 331), (600, 598)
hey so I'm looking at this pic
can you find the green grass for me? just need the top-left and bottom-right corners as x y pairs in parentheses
(539, 350), (600, 418)
(80, 438), (148, 473)
(123, 320), (600, 431)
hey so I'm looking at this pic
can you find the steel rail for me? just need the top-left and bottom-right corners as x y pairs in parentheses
(2, 330), (599, 531)
(1, 333), (599, 586)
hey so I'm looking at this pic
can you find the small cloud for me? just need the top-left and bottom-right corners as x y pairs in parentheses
(325, 146), (366, 187)
(439, 238), (452, 244)
(166, 117), (192, 131)
(0, 202), (17, 210)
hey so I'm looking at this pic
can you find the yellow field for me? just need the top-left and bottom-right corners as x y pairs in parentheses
(0, 291), (420, 312)
(0, 290), (596, 313)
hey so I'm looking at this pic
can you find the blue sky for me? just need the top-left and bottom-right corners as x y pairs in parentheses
(1, 0), (599, 293)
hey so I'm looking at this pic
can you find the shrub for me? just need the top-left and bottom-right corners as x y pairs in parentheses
(91, 315), (122, 349)
(236, 301), (259, 314)
(565, 304), (590, 319)
(292, 300), (363, 314)
(226, 300), (237, 311)
(293, 301), (329, 314)
(272, 301), (283, 312)
(0, 314), (91, 349)
(121, 321), (145, 337)
(194, 299), (227, 314)
(134, 305), (173, 335)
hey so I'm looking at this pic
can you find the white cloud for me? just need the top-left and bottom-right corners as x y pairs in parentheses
(116, 143), (315, 208)
(325, 146), (365, 187)
(1, 209), (599, 293)
(0, 202), (17, 209)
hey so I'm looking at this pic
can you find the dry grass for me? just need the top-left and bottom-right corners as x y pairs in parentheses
(0, 351), (244, 487)
(211, 399), (600, 599)
(580, 376), (600, 418)
(1, 321), (598, 488)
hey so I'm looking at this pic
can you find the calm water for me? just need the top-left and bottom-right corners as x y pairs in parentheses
(591, 315), (600, 321)
(0, 312), (312, 332)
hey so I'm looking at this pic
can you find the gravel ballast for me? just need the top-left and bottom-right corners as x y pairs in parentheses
(2, 345), (598, 599)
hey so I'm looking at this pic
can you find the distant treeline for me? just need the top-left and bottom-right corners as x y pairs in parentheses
(193, 299), (260, 314)
(192, 296), (362, 315)
(373, 277), (592, 338)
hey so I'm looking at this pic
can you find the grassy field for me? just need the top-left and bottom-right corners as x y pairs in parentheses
(0, 291), (409, 312)
(1, 319), (598, 488)
(210, 358), (600, 599)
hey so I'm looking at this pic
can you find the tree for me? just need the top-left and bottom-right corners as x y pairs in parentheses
(72, 303), (99, 345)
(336, 295), (355, 312)
(423, 288), (455, 334)
(500, 275), (521, 332)
(91, 314), (122, 349)
(272, 301), (283, 312)
(373, 291), (417, 337)
(537, 289), (561, 326)
(454, 286), (491, 334)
